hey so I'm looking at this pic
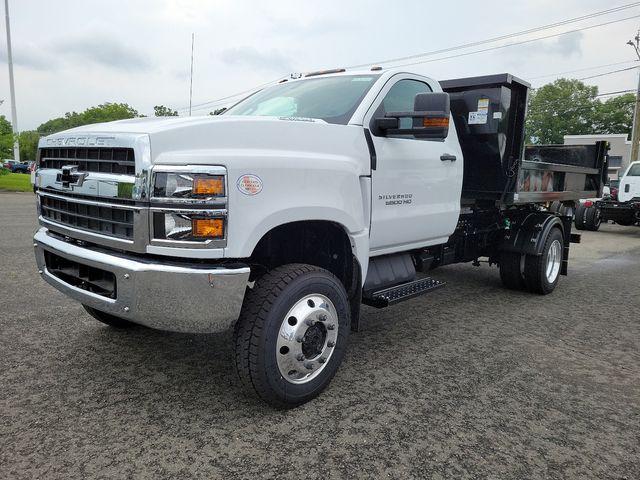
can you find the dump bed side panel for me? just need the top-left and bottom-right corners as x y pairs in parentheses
(441, 74), (608, 204)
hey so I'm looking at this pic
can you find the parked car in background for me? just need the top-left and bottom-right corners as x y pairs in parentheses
(3, 159), (18, 170)
(608, 179), (620, 201)
(10, 162), (31, 174)
(29, 161), (36, 188)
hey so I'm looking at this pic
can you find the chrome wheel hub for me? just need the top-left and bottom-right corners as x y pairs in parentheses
(545, 239), (562, 283)
(276, 294), (339, 384)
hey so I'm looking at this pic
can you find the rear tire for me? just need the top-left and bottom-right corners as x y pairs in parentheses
(584, 206), (601, 231)
(233, 264), (350, 409)
(499, 252), (526, 290)
(82, 305), (137, 328)
(574, 204), (587, 230)
(523, 228), (564, 295)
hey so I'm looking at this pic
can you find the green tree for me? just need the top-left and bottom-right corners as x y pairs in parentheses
(525, 79), (599, 144)
(0, 115), (15, 159)
(18, 130), (41, 161)
(154, 105), (178, 116)
(37, 103), (140, 136)
(594, 93), (634, 137)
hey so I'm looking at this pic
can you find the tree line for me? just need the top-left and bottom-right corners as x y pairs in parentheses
(0, 78), (636, 161)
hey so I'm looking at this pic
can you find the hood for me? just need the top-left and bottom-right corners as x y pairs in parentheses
(57, 115), (328, 135)
(41, 115), (371, 176)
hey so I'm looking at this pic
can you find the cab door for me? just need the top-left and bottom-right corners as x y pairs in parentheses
(365, 75), (463, 255)
(619, 162), (640, 202)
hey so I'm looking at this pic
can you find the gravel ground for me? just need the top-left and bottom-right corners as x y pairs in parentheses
(1, 192), (639, 479)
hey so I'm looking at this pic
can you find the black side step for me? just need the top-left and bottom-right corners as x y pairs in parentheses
(362, 277), (446, 309)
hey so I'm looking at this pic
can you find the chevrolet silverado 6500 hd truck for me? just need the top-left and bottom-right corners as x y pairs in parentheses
(33, 69), (607, 408)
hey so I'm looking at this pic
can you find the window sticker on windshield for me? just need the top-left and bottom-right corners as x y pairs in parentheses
(469, 111), (487, 125)
(477, 98), (489, 113)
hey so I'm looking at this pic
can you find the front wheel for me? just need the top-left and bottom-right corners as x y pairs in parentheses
(233, 264), (350, 408)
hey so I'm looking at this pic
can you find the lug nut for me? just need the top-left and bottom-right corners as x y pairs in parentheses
(318, 313), (327, 322)
(327, 341), (335, 348)
(123, 273), (130, 279)
(123, 307), (130, 313)
(295, 336), (303, 343)
(296, 353), (305, 361)
(305, 318), (314, 326)
(327, 324), (336, 330)
(304, 362), (314, 370)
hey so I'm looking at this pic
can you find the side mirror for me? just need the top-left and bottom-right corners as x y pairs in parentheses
(375, 92), (450, 139)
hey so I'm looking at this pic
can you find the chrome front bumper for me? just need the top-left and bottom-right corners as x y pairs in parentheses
(34, 228), (250, 333)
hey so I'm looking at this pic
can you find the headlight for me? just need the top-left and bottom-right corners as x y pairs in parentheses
(153, 211), (225, 241)
(150, 167), (227, 247)
(153, 172), (225, 200)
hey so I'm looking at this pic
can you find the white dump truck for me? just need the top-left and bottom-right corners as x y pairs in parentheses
(33, 69), (607, 407)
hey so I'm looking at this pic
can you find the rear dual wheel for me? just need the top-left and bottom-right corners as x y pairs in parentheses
(233, 264), (350, 409)
(575, 204), (601, 231)
(499, 227), (564, 295)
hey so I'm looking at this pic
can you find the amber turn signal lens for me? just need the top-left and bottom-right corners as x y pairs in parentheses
(193, 176), (225, 196)
(192, 218), (224, 238)
(423, 117), (450, 128)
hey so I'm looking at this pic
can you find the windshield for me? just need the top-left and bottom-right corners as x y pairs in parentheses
(627, 163), (640, 176)
(225, 74), (380, 125)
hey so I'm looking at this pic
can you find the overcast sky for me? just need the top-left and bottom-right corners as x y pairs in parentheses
(1, 0), (639, 130)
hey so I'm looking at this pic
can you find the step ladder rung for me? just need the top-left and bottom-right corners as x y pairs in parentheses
(363, 277), (446, 308)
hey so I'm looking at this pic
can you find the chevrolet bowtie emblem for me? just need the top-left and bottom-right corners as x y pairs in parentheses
(57, 165), (87, 189)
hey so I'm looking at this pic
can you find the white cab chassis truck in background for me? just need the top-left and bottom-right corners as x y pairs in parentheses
(33, 70), (607, 407)
(574, 160), (640, 231)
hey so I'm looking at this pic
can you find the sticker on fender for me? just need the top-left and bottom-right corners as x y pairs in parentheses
(237, 174), (263, 195)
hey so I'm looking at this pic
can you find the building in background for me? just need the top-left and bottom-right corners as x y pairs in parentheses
(563, 134), (631, 181)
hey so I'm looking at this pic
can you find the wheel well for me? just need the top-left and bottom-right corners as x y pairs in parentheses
(247, 221), (359, 293)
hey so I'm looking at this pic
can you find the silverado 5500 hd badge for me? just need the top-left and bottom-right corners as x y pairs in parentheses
(379, 193), (413, 206)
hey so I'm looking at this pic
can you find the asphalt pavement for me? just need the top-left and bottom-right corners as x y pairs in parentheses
(1, 192), (639, 479)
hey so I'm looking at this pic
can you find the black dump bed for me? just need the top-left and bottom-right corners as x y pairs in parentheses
(440, 74), (608, 204)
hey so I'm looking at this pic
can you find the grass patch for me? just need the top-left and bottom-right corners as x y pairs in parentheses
(0, 172), (33, 192)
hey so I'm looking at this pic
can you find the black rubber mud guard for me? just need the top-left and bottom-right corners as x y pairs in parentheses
(501, 212), (565, 257)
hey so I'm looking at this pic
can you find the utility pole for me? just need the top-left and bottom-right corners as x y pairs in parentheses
(189, 33), (194, 116)
(627, 31), (640, 165)
(3, 0), (19, 161)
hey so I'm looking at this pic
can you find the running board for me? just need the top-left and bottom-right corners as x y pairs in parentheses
(362, 277), (446, 309)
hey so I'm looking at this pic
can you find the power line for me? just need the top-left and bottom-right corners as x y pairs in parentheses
(379, 14), (640, 70)
(527, 60), (638, 80)
(177, 6), (640, 113)
(596, 89), (635, 96)
(347, 2), (640, 69)
(578, 65), (638, 80)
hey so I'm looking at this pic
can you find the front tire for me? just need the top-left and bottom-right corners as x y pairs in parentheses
(82, 305), (137, 328)
(233, 264), (350, 408)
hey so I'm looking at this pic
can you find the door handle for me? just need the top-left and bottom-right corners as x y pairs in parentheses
(440, 154), (457, 162)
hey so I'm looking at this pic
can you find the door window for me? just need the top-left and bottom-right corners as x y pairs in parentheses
(373, 79), (432, 131)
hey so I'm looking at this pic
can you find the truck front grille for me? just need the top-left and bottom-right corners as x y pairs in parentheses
(40, 195), (134, 240)
(44, 251), (116, 298)
(39, 147), (135, 175)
